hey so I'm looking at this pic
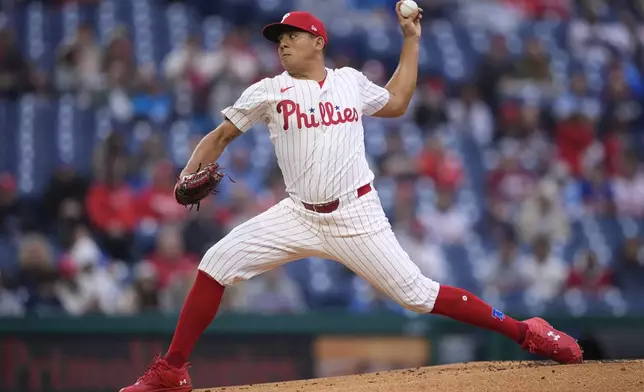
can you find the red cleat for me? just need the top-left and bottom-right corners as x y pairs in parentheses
(521, 317), (583, 364)
(120, 357), (192, 392)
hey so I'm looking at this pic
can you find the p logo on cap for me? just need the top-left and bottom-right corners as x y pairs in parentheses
(262, 11), (328, 45)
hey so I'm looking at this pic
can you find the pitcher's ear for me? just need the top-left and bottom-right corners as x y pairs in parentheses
(316, 36), (325, 50)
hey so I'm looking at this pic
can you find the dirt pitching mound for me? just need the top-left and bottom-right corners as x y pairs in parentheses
(197, 360), (644, 392)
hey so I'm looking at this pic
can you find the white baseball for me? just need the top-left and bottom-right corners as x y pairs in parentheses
(399, 0), (418, 18)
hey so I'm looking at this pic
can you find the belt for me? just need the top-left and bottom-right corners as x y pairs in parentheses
(302, 183), (372, 214)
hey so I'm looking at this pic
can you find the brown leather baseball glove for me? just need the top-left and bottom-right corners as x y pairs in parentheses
(174, 163), (227, 210)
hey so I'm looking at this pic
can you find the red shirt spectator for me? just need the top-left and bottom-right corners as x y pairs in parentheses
(555, 115), (594, 177)
(602, 119), (628, 177)
(138, 160), (187, 224)
(566, 270), (613, 292)
(417, 135), (463, 190)
(486, 155), (536, 204)
(565, 250), (613, 293)
(146, 225), (197, 289)
(86, 166), (139, 235)
(503, 0), (570, 19)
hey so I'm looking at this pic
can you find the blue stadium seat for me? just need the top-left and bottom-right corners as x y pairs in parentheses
(0, 101), (18, 174)
(0, 237), (18, 270)
(442, 244), (479, 293)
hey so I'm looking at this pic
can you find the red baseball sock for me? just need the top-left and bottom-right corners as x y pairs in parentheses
(431, 285), (527, 344)
(164, 270), (225, 368)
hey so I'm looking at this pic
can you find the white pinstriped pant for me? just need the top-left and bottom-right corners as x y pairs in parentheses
(198, 188), (441, 313)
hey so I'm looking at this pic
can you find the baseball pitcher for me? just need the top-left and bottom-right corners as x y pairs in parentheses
(122, 3), (582, 391)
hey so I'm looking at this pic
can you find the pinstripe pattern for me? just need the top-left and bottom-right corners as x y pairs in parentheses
(219, 67), (389, 205)
(198, 189), (440, 311)
(201, 66), (440, 312)
(198, 197), (328, 285)
(322, 191), (440, 312)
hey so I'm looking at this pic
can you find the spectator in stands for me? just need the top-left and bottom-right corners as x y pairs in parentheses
(395, 219), (447, 283)
(207, 29), (261, 115)
(221, 183), (258, 232)
(579, 163), (615, 216)
(256, 168), (288, 212)
(507, 37), (555, 97)
(517, 178), (570, 245)
(217, 28), (260, 84)
(130, 64), (173, 124)
(565, 249), (614, 295)
(555, 111), (595, 178)
(164, 33), (218, 86)
(182, 198), (225, 256)
(613, 237), (644, 296)
(476, 34), (513, 117)
(164, 33), (220, 113)
(41, 165), (90, 245)
(520, 104), (551, 171)
(503, 0), (571, 19)
(55, 226), (123, 315)
(92, 131), (131, 181)
(569, 2), (630, 66)
(161, 269), (197, 314)
(485, 147), (537, 226)
(116, 261), (161, 314)
(601, 117), (629, 177)
(609, 55), (644, 101)
(612, 150), (644, 218)
(0, 269), (24, 316)
(144, 225), (197, 290)
(483, 227), (526, 295)
(0, 172), (21, 237)
(224, 268), (307, 314)
(103, 26), (135, 87)
(138, 160), (188, 227)
(446, 83), (493, 146)
(217, 148), (264, 202)
(600, 59), (643, 131)
(388, 179), (417, 226)
(132, 131), (168, 182)
(413, 78), (448, 133)
(497, 103), (551, 173)
(420, 188), (471, 245)
(520, 235), (568, 302)
(86, 157), (139, 261)
(417, 134), (463, 191)
(0, 26), (34, 99)
(54, 23), (102, 95)
(380, 132), (417, 179)
(14, 233), (63, 315)
(552, 70), (601, 124)
(103, 27), (136, 121)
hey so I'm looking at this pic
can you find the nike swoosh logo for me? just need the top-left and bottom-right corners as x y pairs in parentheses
(280, 86), (294, 93)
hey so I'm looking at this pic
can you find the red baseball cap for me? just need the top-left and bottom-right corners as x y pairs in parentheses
(262, 11), (328, 45)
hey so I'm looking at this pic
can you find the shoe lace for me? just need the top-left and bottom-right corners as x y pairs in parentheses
(137, 357), (167, 384)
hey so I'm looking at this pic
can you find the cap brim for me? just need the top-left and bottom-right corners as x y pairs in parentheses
(262, 23), (306, 44)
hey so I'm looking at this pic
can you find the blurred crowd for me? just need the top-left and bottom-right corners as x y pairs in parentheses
(1, 0), (644, 317)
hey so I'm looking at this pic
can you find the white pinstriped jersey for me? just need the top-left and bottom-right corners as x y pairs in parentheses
(221, 67), (390, 204)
